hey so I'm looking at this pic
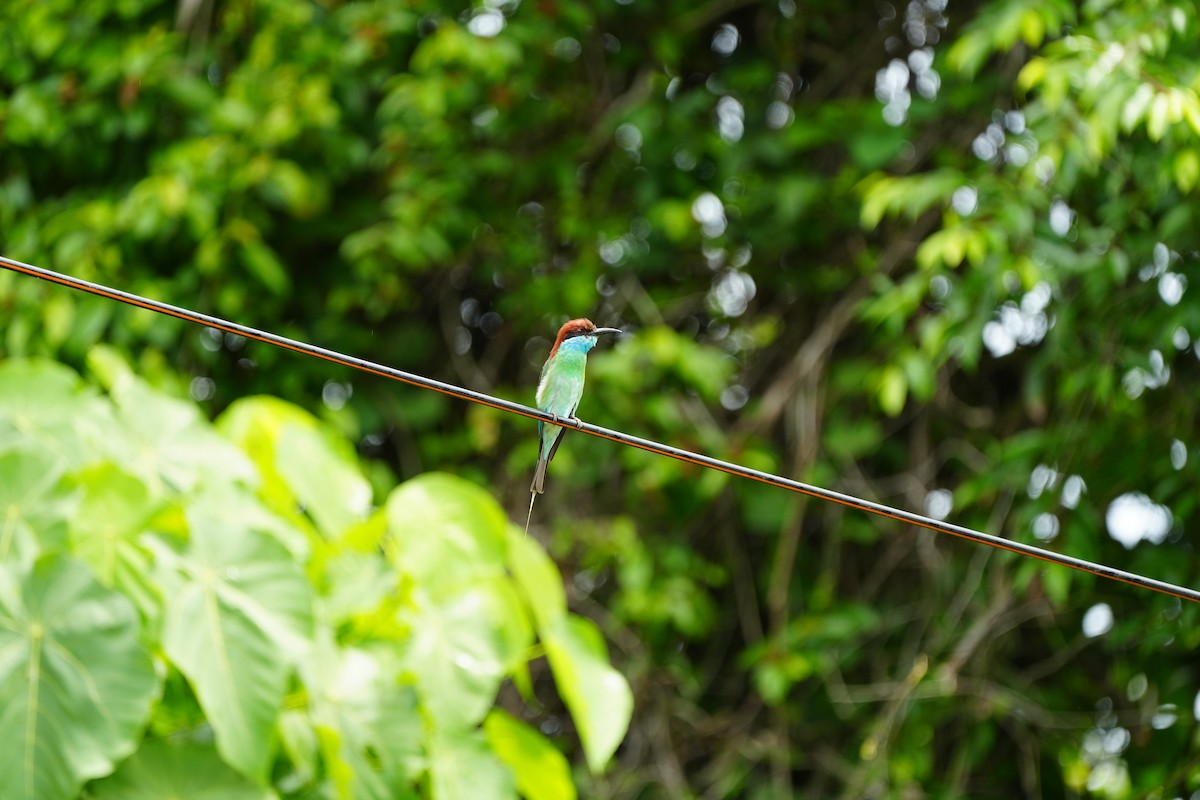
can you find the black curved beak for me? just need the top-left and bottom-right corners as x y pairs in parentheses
(593, 327), (622, 337)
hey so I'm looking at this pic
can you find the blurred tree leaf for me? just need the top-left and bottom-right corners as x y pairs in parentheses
(427, 727), (515, 800)
(90, 741), (270, 800)
(484, 709), (576, 800)
(543, 615), (633, 774)
(219, 396), (372, 538)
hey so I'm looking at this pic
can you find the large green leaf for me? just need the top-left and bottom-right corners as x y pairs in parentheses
(506, 528), (566, 632)
(0, 359), (89, 424)
(67, 463), (162, 621)
(0, 446), (72, 568)
(0, 359), (97, 464)
(94, 376), (258, 493)
(218, 396), (373, 538)
(403, 577), (532, 729)
(385, 473), (508, 589)
(303, 640), (423, 800)
(484, 709), (576, 800)
(156, 487), (314, 781)
(318, 548), (397, 626)
(0, 556), (158, 800)
(90, 740), (271, 800)
(543, 616), (633, 774)
(427, 727), (516, 800)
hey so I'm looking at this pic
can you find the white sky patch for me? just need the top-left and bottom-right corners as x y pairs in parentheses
(1082, 603), (1114, 637)
(925, 489), (953, 520)
(951, 185), (977, 216)
(1061, 474), (1085, 509)
(712, 24), (739, 56)
(981, 319), (1016, 357)
(1170, 439), (1187, 470)
(1159, 272), (1186, 305)
(615, 123), (642, 152)
(972, 122), (1005, 161)
(691, 192), (727, 237)
(1152, 705), (1178, 730)
(710, 270), (756, 317)
(552, 37), (581, 61)
(1049, 199), (1073, 236)
(720, 384), (749, 410)
(1105, 492), (1173, 549)
(1123, 349), (1170, 398)
(716, 96), (745, 143)
(876, 59), (911, 126)
(1027, 463), (1058, 499)
(766, 101), (793, 129)
(1032, 512), (1059, 542)
(983, 282), (1052, 358)
(466, 8), (504, 37)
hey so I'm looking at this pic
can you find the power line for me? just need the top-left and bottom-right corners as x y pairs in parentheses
(3, 253), (1198, 605)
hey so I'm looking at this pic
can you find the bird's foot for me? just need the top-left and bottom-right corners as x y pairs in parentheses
(549, 414), (584, 429)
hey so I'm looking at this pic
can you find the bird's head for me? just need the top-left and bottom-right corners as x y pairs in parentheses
(549, 318), (622, 356)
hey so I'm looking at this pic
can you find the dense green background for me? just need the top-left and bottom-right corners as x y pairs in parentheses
(2, 0), (1200, 797)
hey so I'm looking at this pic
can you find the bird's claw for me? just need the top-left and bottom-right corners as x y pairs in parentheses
(549, 414), (585, 429)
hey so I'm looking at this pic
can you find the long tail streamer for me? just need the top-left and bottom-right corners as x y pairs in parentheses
(2, 253), (1197, 604)
(525, 491), (537, 538)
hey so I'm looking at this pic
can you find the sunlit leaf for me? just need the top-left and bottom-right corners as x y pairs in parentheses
(0, 446), (73, 568)
(403, 577), (533, 729)
(95, 377), (258, 493)
(303, 637), (423, 800)
(507, 528), (566, 631)
(67, 463), (163, 620)
(878, 364), (908, 417)
(219, 396), (372, 538)
(0, 556), (158, 800)
(385, 473), (508, 589)
(0, 358), (90, 428)
(91, 740), (270, 800)
(484, 709), (576, 800)
(543, 615), (633, 773)
(1017, 56), (1046, 93)
(0, 358), (96, 463)
(427, 727), (516, 800)
(155, 488), (314, 780)
(1173, 150), (1200, 194)
(1147, 91), (1170, 142)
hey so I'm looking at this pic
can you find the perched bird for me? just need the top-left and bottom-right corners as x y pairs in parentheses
(525, 318), (621, 533)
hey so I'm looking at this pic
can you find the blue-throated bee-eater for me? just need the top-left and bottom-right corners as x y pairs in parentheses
(525, 318), (621, 533)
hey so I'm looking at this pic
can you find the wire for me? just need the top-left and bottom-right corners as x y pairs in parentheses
(3, 253), (1198, 604)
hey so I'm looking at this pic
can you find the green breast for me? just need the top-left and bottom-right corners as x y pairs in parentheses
(537, 351), (588, 415)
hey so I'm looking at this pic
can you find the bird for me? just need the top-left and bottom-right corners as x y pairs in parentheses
(525, 318), (622, 534)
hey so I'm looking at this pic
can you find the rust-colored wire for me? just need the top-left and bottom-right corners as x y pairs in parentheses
(3, 253), (1197, 604)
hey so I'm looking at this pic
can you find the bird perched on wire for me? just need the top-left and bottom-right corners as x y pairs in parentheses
(525, 318), (622, 534)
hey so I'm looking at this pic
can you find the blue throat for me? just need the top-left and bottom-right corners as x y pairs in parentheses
(557, 335), (597, 355)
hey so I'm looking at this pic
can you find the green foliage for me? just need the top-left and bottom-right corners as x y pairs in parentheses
(542, 615), (634, 774)
(91, 741), (271, 800)
(0, 556), (157, 800)
(0, 359), (629, 799)
(484, 710), (576, 800)
(4, 0), (1200, 795)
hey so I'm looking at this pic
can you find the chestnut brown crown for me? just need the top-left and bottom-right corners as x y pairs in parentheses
(548, 318), (621, 356)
